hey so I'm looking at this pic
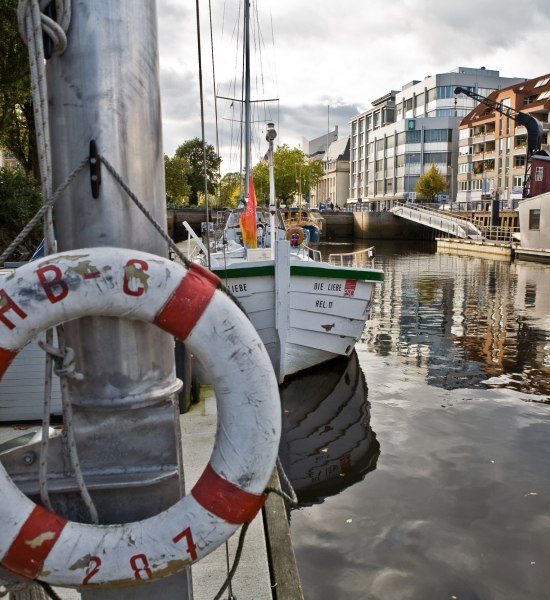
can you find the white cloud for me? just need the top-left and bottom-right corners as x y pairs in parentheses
(157, 0), (550, 171)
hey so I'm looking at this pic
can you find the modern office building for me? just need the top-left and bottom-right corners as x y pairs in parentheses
(349, 67), (525, 205)
(456, 74), (550, 206)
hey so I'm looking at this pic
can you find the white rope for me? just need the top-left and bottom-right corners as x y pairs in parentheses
(16, 1), (90, 523)
(17, 0), (71, 253)
(38, 337), (98, 524)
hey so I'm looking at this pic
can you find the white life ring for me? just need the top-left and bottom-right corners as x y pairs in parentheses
(0, 247), (280, 588)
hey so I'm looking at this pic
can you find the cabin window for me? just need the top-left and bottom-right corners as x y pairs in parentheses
(529, 209), (541, 230)
(535, 166), (544, 182)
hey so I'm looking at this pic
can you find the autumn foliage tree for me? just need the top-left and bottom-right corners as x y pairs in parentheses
(217, 172), (242, 208)
(415, 163), (448, 202)
(252, 145), (323, 205)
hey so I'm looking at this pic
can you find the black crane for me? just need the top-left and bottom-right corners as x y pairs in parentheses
(454, 86), (544, 197)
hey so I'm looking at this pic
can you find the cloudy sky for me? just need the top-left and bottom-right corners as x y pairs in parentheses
(157, 0), (550, 173)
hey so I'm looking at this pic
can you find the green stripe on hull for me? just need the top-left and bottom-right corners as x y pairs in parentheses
(212, 262), (384, 282)
(211, 264), (275, 278)
(289, 264), (384, 281)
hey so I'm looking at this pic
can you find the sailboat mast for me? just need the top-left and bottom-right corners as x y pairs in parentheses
(244, 0), (251, 199)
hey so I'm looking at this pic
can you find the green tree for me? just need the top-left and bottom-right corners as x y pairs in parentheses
(174, 138), (221, 205)
(415, 163), (448, 202)
(0, 166), (42, 255)
(164, 154), (191, 206)
(217, 172), (242, 208)
(252, 145), (323, 205)
(0, 0), (37, 179)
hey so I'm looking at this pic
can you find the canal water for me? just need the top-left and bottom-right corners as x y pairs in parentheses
(283, 241), (550, 600)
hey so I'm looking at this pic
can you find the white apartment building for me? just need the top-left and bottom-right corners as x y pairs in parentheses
(349, 67), (525, 204)
(314, 137), (350, 208)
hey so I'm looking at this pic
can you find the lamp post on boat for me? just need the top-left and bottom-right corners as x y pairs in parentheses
(266, 122), (277, 258)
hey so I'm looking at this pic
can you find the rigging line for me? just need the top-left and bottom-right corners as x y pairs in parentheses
(268, 0), (279, 101)
(208, 0), (221, 205)
(195, 0), (211, 266)
(239, 1), (246, 196)
(252, 0), (267, 104)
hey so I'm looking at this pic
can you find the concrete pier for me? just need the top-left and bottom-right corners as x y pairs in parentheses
(0, 388), (304, 599)
(436, 238), (514, 261)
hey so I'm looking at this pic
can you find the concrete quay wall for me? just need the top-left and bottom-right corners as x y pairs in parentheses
(350, 211), (433, 240)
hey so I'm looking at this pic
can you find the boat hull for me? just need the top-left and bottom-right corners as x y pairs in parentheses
(211, 256), (382, 381)
(302, 224), (321, 244)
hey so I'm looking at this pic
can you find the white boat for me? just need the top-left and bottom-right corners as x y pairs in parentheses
(185, 5), (384, 382)
(185, 174), (382, 383)
(206, 242), (383, 382)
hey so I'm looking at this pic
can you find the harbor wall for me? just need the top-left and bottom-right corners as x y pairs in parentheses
(167, 208), (518, 243)
(351, 210), (434, 240)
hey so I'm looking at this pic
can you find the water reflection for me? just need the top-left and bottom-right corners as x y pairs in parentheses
(279, 351), (380, 507)
(291, 244), (550, 599)
(346, 242), (550, 400)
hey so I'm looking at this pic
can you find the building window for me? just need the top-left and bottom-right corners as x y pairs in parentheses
(437, 86), (455, 99)
(406, 130), (421, 144)
(529, 209), (541, 230)
(405, 153), (421, 164)
(535, 166), (544, 181)
(424, 129), (452, 142)
(423, 152), (451, 165)
(513, 175), (524, 188)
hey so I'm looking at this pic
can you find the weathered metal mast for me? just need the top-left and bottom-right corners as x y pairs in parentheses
(46, 2), (190, 598)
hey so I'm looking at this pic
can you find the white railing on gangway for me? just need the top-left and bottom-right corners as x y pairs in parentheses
(391, 204), (483, 239)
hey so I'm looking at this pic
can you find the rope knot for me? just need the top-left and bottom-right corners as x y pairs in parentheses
(38, 340), (84, 381)
(17, 0), (71, 55)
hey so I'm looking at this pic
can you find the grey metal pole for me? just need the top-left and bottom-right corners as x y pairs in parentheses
(46, 1), (191, 597)
(244, 0), (251, 199)
(266, 123), (277, 259)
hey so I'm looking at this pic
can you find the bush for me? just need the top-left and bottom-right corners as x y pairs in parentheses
(0, 167), (42, 258)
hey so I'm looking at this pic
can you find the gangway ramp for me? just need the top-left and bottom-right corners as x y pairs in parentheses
(391, 203), (484, 239)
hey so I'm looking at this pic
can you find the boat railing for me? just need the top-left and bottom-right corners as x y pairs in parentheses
(182, 221), (208, 261)
(293, 244), (322, 262)
(328, 246), (376, 268)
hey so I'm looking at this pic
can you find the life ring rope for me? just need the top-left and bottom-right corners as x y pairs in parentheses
(0, 247), (281, 588)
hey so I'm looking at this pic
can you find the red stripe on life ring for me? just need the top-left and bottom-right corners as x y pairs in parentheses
(192, 463), (267, 525)
(154, 264), (220, 341)
(0, 347), (17, 380)
(2, 505), (67, 579)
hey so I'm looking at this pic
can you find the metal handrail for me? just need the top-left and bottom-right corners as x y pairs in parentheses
(293, 244), (322, 262)
(328, 246), (375, 268)
(182, 221), (208, 260)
